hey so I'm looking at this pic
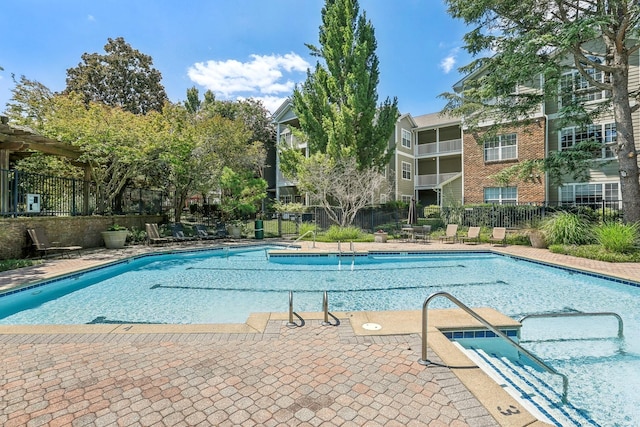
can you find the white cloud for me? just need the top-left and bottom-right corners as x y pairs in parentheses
(87, 15), (95, 21)
(187, 52), (310, 111)
(439, 47), (460, 74)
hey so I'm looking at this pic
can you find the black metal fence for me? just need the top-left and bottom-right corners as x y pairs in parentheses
(0, 168), (166, 217)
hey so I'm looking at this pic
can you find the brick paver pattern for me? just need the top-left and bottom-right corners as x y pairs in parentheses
(0, 319), (497, 426)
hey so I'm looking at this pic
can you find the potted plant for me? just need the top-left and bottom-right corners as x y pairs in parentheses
(374, 229), (388, 243)
(101, 224), (129, 249)
(527, 229), (547, 249)
(219, 167), (268, 239)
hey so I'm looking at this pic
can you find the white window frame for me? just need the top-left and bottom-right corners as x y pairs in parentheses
(559, 123), (617, 159)
(560, 66), (610, 106)
(559, 182), (620, 205)
(484, 187), (518, 205)
(401, 129), (412, 149)
(401, 161), (411, 181)
(401, 195), (412, 204)
(484, 133), (518, 162)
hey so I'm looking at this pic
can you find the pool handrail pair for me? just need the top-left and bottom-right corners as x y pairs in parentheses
(419, 291), (569, 404)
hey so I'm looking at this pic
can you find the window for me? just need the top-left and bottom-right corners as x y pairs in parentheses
(484, 133), (517, 162)
(559, 182), (619, 205)
(559, 123), (616, 159)
(401, 161), (411, 180)
(560, 67), (610, 106)
(401, 195), (412, 204)
(484, 187), (517, 204)
(401, 129), (411, 149)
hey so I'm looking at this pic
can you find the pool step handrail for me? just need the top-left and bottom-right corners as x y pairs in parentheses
(419, 291), (569, 403)
(286, 291), (297, 328)
(321, 291), (331, 326)
(284, 230), (316, 250)
(519, 311), (624, 339)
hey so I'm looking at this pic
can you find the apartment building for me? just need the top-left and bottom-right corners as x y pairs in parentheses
(272, 43), (638, 209)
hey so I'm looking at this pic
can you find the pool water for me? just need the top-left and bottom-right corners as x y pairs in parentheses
(1, 246), (640, 426)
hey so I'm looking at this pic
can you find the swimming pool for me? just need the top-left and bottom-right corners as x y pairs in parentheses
(1, 245), (639, 426)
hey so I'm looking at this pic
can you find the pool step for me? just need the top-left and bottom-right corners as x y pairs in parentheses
(463, 346), (600, 427)
(520, 338), (623, 363)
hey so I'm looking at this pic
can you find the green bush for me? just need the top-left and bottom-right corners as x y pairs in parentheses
(322, 225), (365, 242)
(549, 244), (640, 262)
(594, 222), (639, 253)
(540, 212), (594, 245)
(0, 259), (42, 272)
(298, 222), (318, 239)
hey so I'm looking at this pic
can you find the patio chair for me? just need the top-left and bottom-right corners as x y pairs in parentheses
(171, 223), (196, 243)
(145, 223), (173, 245)
(438, 224), (459, 244)
(489, 227), (507, 246)
(194, 224), (218, 240)
(216, 222), (228, 239)
(27, 228), (82, 258)
(414, 225), (431, 243)
(460, 226), (481, 245)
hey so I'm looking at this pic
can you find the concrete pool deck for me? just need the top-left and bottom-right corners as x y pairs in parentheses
(0, 239), (638, 426)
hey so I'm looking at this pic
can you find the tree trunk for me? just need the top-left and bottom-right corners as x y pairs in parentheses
(610, 55), (640, 223)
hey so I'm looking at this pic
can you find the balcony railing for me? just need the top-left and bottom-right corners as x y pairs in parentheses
(416, 172), (461, 188)
(416, 138), (462, 157)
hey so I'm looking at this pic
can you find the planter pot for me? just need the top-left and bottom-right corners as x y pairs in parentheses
(374, 232), (387, 243)
(101, 230), (129, 249)
(528, 232), (547, 249)
(228, 224), (242, 239)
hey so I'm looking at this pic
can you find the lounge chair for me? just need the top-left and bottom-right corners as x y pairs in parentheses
(145, 223), (173, 245)
(171, 223), (196, 243)
(414, 225), (431, 243)
(27, 228), (82, 258)
(460, 226), (481, 244)
(489, 227), (507, 246)
(438, 224), (459, 243)
(216, 222), (228, 239)
(194, 224), (218, 240)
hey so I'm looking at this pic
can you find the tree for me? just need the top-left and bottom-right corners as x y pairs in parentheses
(5, 74), (55, 128)
(292, 0), (399, 170)
(294, 154), (389, 227)
(154, 102), (256, 222)
(43, 93), (153, 214)
(442, 0), (640, 223)
(65, 37), (168, 115)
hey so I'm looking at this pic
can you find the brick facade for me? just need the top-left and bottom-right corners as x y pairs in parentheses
(463, 119), (546, 204)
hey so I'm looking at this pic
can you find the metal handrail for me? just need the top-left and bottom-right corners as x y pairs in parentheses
(284, 230), (316, 250)
(519, 312), (624, 339)
(321, 291), (331, 326)
(286, 291), (296, 328)
(419, 291), (569, 403)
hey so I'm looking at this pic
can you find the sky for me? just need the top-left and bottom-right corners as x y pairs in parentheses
(0, 0), (473, 117)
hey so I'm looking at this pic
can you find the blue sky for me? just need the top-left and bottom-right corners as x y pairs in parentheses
(0, 0), (472, 116)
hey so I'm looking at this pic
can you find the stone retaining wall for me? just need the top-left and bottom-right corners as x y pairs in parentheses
(0, 215), (165, 259)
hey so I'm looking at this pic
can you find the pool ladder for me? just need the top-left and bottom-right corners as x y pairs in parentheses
(286, 290), (336, 328)
(419, 291), (569, 403)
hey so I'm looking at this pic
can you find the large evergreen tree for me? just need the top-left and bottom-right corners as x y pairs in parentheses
(442, 0), (640, 223)
(65, 37), (168, 115)
(292, 0), (398, 170)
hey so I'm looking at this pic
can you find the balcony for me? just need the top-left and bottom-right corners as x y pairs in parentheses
(416, 138), (462, 157)
(416, 172), (461, 189)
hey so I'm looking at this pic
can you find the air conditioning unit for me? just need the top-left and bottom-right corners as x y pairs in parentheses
(27, 194), (41, 213)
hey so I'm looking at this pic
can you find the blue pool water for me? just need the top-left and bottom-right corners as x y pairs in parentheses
(1, 245), (639, 426)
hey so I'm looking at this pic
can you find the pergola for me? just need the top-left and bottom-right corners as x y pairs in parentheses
(0, 116), (90, 214)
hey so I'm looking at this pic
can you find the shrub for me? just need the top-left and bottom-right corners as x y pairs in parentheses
(298, 222), (318, 239)
(540, 212), (594, 245)
(594, 222), (639, 253)
(323, 225), (364, 241)
(549, 244), (640, 262)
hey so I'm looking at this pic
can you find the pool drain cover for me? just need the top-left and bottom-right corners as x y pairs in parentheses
(362, 322), (382, 331)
